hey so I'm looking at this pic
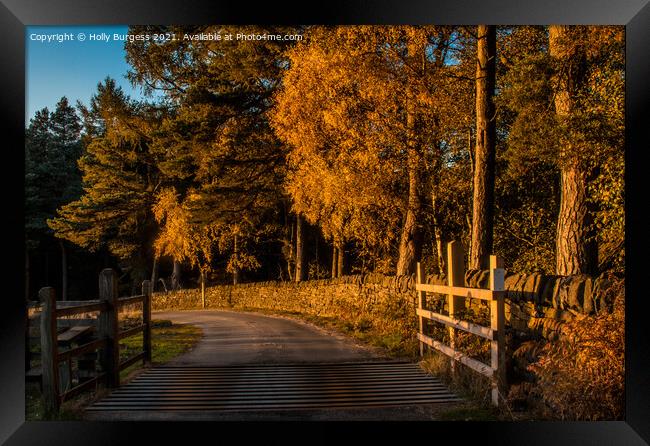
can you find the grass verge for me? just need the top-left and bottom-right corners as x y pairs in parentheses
(419, 350), (522, 421)
(26, 320), (202, 420)
(119, 320), (202, 381)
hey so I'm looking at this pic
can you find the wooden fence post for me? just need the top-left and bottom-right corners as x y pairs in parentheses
(446, 241), (466, 374)
(39, 287), (59, 415)
(99, 269), (119, 388)
(489, 255), (506, 406)
(416, 262), (427, 357)
(142, 280), (152, 365)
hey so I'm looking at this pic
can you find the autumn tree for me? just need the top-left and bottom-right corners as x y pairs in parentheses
(272, 27), (401, 273)
(272, 26), (473, 275)
(152, 188), (221, 298)
(294, 214), (306, 281)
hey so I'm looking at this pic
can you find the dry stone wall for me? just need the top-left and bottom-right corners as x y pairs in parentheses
(152, 270), (619, 343)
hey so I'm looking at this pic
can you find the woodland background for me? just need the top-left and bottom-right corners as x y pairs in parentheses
(25, 25), (624, 301)
(25, 24), (625, 420)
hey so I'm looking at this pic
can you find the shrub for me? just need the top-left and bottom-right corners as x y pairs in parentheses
(526, 277), (624, 420)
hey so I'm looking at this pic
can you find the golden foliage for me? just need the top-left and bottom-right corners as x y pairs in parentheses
(271, 26), (475, 267)
(527, 278), (624, 420)
(152, 188), (216, 273)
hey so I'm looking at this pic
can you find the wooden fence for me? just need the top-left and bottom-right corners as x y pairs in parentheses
(416, 240), (506, 407)
(27, 268), (152, 414)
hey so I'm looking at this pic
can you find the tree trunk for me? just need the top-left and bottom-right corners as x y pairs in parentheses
(549, 25), (597, 275)
(431, 186), (445, 275)
(428, 150), (445, 275)
(233, 234), (240, 285)
(396, 155), (422, 275)
(468, 128), (474, 177)
(200, 270), (206, 309)
(555, 163), (595, 274)
(171, 259), (181, 290)
(470, 25), (497, 270)
(331, 244), (338, 278)
(44, 250), (51, 287)
(314, 235), (319, 279)
(286, 255), (293, 281)
(396, 66), (424, 276)
(25, 248), (30, 301)
(151, 256), (159, 293)
(285, 223), (293, 282)
(295, 215), (306, 282)
(25, 299), (30, 371)
(59, 240), (67, 301)
(337, 241), (345, 277)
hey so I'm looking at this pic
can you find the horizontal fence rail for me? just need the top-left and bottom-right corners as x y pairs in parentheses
(416, 240), (506, 407)
(29, 294), (144, 313)
(118, 324), (146, 340)
(29, 269), (153, 415)
(117, 295), (145, 307)
(415, 308), (495, 340)
(57, 338), (108, 363)
(415, 284), (496, 301)
(55, 301), (108, 318)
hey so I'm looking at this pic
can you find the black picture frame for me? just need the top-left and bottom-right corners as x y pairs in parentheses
(1, 0), (648, 444)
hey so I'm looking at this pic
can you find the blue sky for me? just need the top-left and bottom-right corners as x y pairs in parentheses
(26, 25), (158, 125)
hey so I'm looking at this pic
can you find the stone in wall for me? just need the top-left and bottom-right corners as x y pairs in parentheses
(539, 275), (559, 307)
(522, 273), (543, 304)
(505, 273), (527, 303)
(425, 274), (446, 285)
(582, 277), (595, 314)
(592, 272), (617, 313)
(465, 269), (490, 289)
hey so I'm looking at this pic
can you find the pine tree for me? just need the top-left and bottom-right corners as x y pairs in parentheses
(25, 98), (82, 299)
(125, 25), (301, 281)
(470, 25), (497, 270)
(25, 108), (53, 251)
(48, 79), (162, 286)
(498, 26), (623, 274)
(25, 107), (52, 300)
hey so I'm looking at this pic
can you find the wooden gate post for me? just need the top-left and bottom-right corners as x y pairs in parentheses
(99, 269), (119, 388)
(39, 287), (59, 415)
(446, 241), (466, 374)
(142, 280), (152, 365)
(489, 255), (506, 406)
(416, 262), (427, 356)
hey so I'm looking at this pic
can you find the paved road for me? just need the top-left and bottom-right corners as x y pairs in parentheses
(153, 309), (382, 366)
